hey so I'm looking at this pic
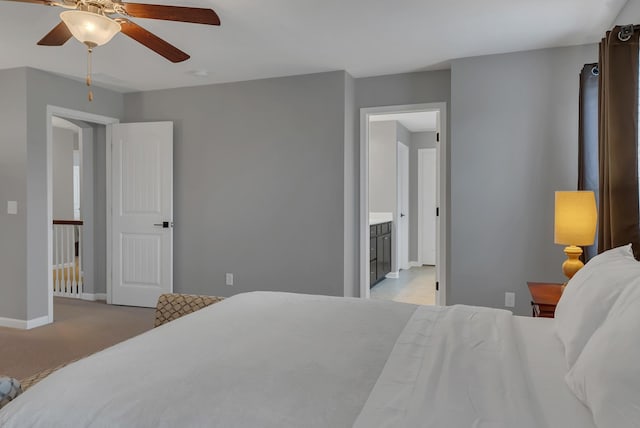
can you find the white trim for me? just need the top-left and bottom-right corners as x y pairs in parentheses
(360, 102), (448, 305)
(0, 317), (28, 329)
(81, 293), (107, 301)
(360, 109), (370, 298)
(418, 149), (424, 264)
(106, 125), (113, 305)
(27, 316), (50, 329)
(47, 106), (119, 324)
(0, 315), (49, 330)
(385, 271), (400, 279)
(434, 110), (446, 307)
(409, 261), (423, 268)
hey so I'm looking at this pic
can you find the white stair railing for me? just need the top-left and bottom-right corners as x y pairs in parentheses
(52, 220), (83, 298)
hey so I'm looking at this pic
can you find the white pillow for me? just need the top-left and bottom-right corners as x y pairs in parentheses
(554, 244), (639, 368)
(565, 278), (640, 428)
(574, 243), (635, 268)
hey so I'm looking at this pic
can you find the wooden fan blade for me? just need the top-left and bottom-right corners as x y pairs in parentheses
(122, 3), (220, 25)
(119, 19), (190, 63)
(37, 21), (72, 46)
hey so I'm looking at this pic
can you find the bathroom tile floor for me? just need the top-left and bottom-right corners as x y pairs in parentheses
(371, 265), (436, 306)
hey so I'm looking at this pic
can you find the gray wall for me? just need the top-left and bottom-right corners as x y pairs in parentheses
(343, 73), (358, 297)
(124, 71), (348, 299)
(52, 127), (75, 220)
(2, 42), (598, 319)
(396, 122), (411, 147)
(25, 68), (123, 319)
(369, 121), (397, 214)
(450, 44), (598, 315)
(409, 132), (437, 262)
(0, 68), (27, 320)
(121, 69), (452, 301)
(356, 70), (452, 111)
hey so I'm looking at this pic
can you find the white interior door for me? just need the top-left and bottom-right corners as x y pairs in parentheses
(397, 142), (410, 270)
(111, 122), (173, 307)
(419, 148), (436, 265)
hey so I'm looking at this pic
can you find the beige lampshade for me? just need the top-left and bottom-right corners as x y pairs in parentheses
(60, 10), (121, 47)
(554, 191), (597, 246)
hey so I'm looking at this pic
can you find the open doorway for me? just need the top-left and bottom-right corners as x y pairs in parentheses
(51, 117), (85, 299)
(360, 103), (447, 306)
(50, 114), (110, 318)
(46, 106), (119, 323)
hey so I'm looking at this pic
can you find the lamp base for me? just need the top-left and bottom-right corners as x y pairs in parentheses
(562, 245), (584, 283)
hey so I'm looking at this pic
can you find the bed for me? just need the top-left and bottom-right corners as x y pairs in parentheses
(1, 245), (639, 427)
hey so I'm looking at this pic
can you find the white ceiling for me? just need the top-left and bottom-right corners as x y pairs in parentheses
(0, 0), (628, 92)
(370, 111), (438, 132)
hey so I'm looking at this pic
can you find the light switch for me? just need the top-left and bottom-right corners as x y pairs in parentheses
(505, 292), (515, 308)
(7, 201), (17, 215)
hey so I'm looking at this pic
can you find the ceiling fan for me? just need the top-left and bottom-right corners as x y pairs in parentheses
(3, 0), (220, 98)
(4, 0), (220, 61)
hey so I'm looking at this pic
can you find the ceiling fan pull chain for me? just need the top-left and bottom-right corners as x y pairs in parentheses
(86, 47), (94, 102)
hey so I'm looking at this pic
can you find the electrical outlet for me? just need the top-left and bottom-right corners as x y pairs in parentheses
(505, 292), (515, 308)
(225, 273), (234, 286)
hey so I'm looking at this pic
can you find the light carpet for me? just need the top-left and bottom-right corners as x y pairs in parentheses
(0, 298), (155, 380)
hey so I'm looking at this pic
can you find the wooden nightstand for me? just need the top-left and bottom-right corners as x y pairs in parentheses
(528, 282), (563, 318)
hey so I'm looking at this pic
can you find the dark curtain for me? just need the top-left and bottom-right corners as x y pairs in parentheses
(598, 26), (640, 258)
(578, 64), (599, 261)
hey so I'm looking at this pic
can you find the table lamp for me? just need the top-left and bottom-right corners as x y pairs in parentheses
(554, 191), (597, 282)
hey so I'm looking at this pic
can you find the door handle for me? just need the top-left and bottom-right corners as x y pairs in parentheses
(153, 221), (173, 228)
(400, 213), (406, 218)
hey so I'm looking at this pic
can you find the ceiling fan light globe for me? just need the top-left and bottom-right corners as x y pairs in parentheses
(60, 10), (121, 47)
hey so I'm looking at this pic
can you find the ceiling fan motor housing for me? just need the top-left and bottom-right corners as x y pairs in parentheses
(73, 0), (124, 15)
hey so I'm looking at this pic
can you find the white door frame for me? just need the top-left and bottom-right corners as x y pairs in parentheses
(418, 148), (437, 265)
(359, 102), (447, 305)
(396, 141), (410, 271)
(46, 105), (119, 323)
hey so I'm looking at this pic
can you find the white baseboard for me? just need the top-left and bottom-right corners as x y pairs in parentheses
(409, 261), (436, 268)
(386, 271), (400, 279)
(0, 317), (26, 329)
(81, 293), (107, 301)
(0, 315), (50, 330)
(27, 316), (50, 329)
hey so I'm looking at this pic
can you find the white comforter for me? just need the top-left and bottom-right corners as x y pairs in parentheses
(0, 292), (545, 427)
(355, 305), (545, 428)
